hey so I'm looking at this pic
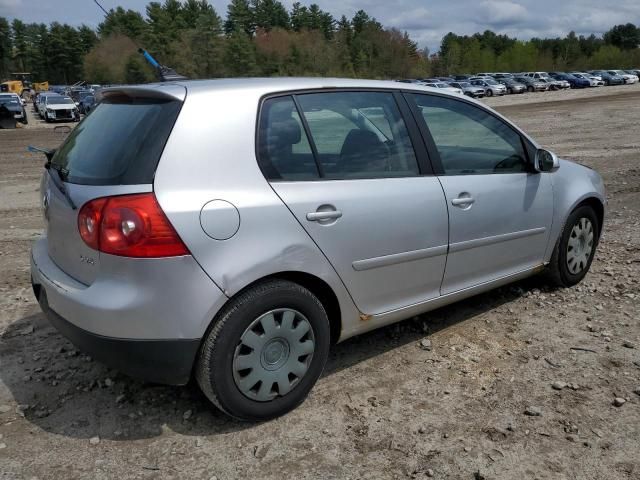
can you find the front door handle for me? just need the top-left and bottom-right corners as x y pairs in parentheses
(306, 210), (343, 222)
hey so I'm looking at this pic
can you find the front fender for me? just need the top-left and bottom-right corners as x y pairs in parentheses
(543, 159), (606, 263)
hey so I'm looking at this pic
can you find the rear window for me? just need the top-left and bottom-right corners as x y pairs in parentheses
(51, 96), (181, 185)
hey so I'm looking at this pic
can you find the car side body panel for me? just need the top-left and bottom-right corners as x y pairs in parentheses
(153, 82), (362, 342)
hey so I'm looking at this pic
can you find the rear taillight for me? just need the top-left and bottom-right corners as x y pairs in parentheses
(77, 193), (189, 258)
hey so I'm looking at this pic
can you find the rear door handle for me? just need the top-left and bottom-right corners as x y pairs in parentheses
(306, 210), (343, 222)
(451, 197), (475, 206)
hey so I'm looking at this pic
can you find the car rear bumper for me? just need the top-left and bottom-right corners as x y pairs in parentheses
(30, 237), (228, 384)
(36, 288), (199, 385)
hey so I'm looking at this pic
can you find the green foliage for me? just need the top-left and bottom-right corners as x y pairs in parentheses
(604, 24), (640, 50)
(125, 55), (153, 83)
(224, 29), (258, 75)
(437, 24), (640, 74)
(2, 5), (639, 86)
(0, 17), (11, 79)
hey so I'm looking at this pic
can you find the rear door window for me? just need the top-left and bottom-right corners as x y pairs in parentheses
(296, 91), (419, 179)
(51, 95), (181, 185)
(258, 91), (420, 181)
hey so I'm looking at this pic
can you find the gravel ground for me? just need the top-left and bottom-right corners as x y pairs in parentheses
(0, 86), (639, 480)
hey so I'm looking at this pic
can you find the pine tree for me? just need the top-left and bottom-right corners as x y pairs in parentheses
(224, 0), (254, 36)
(0, 17), (11, 79)
(252, 0), (290, 32)
(224, 29), (257, 76)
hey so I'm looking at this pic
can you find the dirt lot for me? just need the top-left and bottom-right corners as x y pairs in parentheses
(0, 86), (639, 480)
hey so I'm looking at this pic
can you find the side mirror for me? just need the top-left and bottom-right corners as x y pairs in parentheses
(534, 148), (560, 173)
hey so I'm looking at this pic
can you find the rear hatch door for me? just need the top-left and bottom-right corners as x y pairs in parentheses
(43, 85), (186, 285)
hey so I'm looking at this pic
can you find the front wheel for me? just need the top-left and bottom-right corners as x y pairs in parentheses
(196, 279), (330, 421)
(486, 89), (493, 97)
(527, 86), (534, 93)
(546, 206), (599, 287)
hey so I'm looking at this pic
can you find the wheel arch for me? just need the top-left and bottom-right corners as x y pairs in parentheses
(208, 271), (343, 345)
(574, 196), (604, 238)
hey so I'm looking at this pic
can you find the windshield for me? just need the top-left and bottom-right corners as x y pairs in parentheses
(458, 82), (471, 87)
(485, 80), (498, 85)
(48, 97), (75, 105)
(0, 97), (19, 105)
(51, 96), (182, 185)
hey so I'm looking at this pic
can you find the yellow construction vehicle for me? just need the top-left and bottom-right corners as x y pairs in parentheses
(0, 73), (47, 98)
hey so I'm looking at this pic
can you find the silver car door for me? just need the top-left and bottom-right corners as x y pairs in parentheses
(259, 92), (449, 315)
(407, 93), (553, 295)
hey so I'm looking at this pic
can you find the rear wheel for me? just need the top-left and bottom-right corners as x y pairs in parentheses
(547, 206), (599, 287)
(196, 279), (330, 421)
(527, 86), (534, 93)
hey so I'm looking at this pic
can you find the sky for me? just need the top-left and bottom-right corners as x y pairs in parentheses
(1, 0), (639, 51)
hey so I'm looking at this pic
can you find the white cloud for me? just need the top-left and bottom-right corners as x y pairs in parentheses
(0, 0), (22, 11)
(389, 8), (435, 30)
(478, 0), (528, 27)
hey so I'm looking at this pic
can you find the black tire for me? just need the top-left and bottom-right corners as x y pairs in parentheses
(508, 88), (513, 94)
(45, 113), (51, 123)
(546, 206), (599, 287)
(527, 86), (534, 93)
(196, 279), (331, 421)
(486, 89), (493, 97)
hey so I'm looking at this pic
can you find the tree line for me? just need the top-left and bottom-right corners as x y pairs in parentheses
(1, 0), (639, 85)
(435, 25), (640, 75)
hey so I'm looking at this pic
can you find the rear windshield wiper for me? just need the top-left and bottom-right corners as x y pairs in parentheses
(48, 163), (76, 210)
(28, 145), (76, 210)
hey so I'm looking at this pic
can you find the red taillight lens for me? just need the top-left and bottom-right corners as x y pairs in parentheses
(77, 193), (189, 258)
(78, 197), (106, 251)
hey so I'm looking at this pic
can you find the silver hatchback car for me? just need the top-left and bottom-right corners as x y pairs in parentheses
(31, 78), (605, 420)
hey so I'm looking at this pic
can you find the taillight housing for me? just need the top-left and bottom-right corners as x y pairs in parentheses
(77, 193), (189, 258)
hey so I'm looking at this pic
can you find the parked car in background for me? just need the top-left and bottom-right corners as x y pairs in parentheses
(537, 78), (567, 90)
(492, 73), (513, 80)
(420, 82), (463, 95)
(513, 76), (548, 92)
(36, 92), (60, 117)
(436, 77), (456, 83)
(550, 73), (591, 89)
(570, 73), (602, 87)
(0, 93), (28, 124)
(41, 95), (80, 122)
(588, 71), (625, 86)
(497, 78), (526, 94)
(448, 81), (485, 98)
(78, 94), (96, 114)
(71, 89), (93, 103)
(469, 78), (506, 96)
(30, 78), (605, 421)
(453, 74), (473, 80)
(606, 70), (638, 84)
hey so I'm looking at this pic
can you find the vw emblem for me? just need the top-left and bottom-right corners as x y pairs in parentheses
(43, 188), (51, 220)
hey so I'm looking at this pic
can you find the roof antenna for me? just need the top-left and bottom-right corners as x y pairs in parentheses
(93, 0), (187, 82)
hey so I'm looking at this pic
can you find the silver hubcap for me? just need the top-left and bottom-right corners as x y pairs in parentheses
(233, 309), (315, 402)
(566, 217), (594, 274)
